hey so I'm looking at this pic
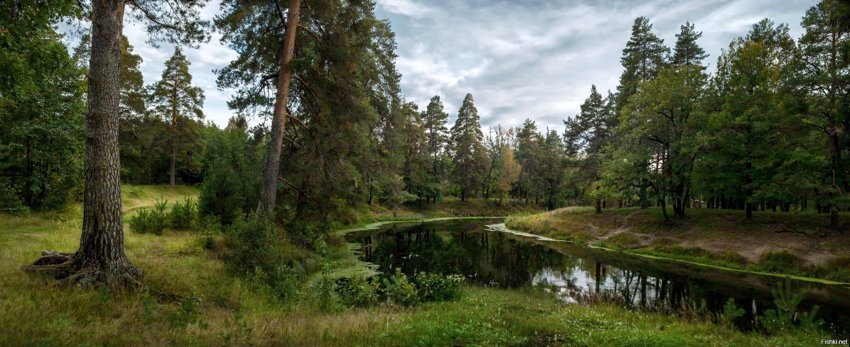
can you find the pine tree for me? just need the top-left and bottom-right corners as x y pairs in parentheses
(672, 22), (708, 67)
(799, 0), (850, 231)
(422, 95), (450, 202)
(703, 19), (799, 220)
(615, 16), (669, 113)
(449, 93), (486, 201)
(149, 47), (205, 186)
(564, 85), (614, 212)
(516, 119), (542, 204)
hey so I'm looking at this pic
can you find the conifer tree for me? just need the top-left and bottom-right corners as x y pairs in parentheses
(422, 95), (450, 202)
(615, 16), (669, 113)
(564, 85), (614, 213)
(799, 0), (850, 230)
(672, 22), (708, 67)
(449, 94), (486, 201)
(149, 47), (205, 186)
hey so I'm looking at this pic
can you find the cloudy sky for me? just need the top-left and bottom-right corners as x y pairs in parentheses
(116, 0), (816, 131)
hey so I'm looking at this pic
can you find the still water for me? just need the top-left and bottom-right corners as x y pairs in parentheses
(345, 219), (850, 332)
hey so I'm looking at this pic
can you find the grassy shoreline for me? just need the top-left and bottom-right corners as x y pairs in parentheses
(506, 207), (850, 285)
(0, 186), (825, 345)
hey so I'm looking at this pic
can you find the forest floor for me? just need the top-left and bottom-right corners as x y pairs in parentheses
(506, 207), (850, 284)
(0, 186), (825, 345)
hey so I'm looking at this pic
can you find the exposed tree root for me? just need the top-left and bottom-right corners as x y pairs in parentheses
(23, 250), (143, 290)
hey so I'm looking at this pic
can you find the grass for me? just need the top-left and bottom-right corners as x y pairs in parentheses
(0, 187), (825, 345)
(506, 207), (850, 284)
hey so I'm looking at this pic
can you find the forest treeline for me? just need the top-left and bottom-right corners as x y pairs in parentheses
(2, 0), (849, 231)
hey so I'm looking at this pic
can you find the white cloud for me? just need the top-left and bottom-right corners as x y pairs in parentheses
(376, 0), (815, 131)
(375, 0), (437, 18)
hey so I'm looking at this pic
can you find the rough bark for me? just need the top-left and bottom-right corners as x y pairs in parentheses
(258, 0), (301, 214)
(24, 0), (141, 288)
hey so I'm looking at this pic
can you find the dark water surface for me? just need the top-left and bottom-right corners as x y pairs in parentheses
(345, 219), (850, 333)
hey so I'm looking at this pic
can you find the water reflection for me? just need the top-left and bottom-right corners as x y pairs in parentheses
(347, 219), (850, 332)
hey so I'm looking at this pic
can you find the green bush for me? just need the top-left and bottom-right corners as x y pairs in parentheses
(383, 269), (418, 306)
(130, 199), (168, 235)
(414, 272), (464, 302)
(169, 197), (197, 229)
(759, 250), (804, 273)
(335, 276), (379, 307)
(226, 213), (301, 300)
(718, 298), (745, 327)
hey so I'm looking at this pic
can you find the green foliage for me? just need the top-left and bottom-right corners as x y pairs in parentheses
(414, 272), (464, 302)
(718, 298), (745, 326)
(169, 198), (197, 229)
(225, 213), (301, 301)
(148, 47), (206, 185)
(0, 8), (85, 210)
(382, 269), (419, 306)
(760, 281), (822, 334)
(759, 251), (804, 272)
(130, 200), (169, 235)
(334, 276), (380, 308)
(198, 127), (261, 225)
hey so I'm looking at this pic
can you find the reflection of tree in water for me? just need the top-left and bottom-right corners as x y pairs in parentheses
(358, 220), (850, 332)
(361, 221), (563, 287)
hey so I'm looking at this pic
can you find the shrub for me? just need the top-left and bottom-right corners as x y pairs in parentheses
(225, 213), (301, 300)
(718, 298), (745, 327)
(169, 197), (197, 229)
(199, 163), (247, 226)
(383, 269), (418, 306)
(414, 272), (464, 302)
(130, 199), (168, 235)
(335, 276), (379, 307)
(759, 250), (804, 273)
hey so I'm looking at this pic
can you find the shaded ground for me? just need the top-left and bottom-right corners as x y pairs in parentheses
(507, 207), (850, 282)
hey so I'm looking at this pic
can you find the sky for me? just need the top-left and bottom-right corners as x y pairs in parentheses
(110, 0), (816, 131)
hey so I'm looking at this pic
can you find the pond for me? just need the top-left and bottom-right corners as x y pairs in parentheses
(345, 218), (850, 333)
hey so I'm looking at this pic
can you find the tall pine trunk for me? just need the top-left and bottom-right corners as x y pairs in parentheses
(258, 0), (301, 214)
(26, 0), (141, 287)
(169, 99), (177, 186)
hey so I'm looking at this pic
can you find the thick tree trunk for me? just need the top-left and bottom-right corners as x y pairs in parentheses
(25, 0), (141, 287)
(594, 198), (602, 214)
(258, 0), (301, 214)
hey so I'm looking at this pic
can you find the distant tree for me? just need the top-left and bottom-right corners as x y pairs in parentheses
(484, 126), (520, 204)
(449, 94), (487, 201)
(148, 47), (205, 186)
(702, 19), (800, 220)
(422, 95), (450, 202)
(564, 85), (615, 213)
(616, 64), (708, 219)
(397, 102), (429, 206)
(614, 16), (669, 208)
(516, 119), (542, 204)
(540, 129), (565, 210)
(672, 22), (708, 67)
(615, 16), (669, 114)
(799, 0), (850, 230)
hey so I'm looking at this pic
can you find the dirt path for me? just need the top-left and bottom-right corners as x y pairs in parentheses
(591, 210), (654, 245)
